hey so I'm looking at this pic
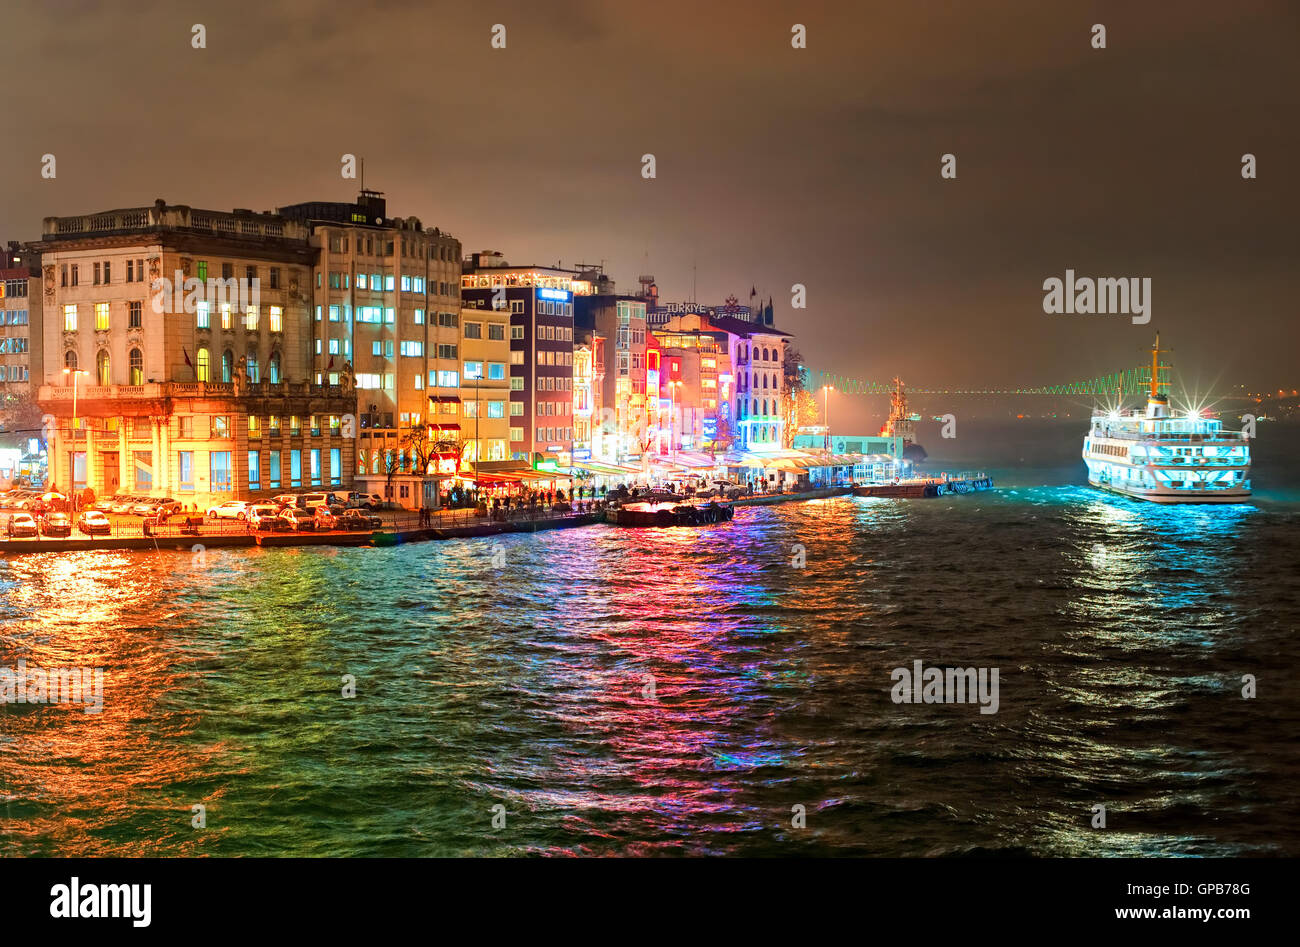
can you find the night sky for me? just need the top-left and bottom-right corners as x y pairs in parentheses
(4, 0), (1296, 430)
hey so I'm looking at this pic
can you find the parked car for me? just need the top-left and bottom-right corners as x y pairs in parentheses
(248, 504), (281, 529)
(313, 508), (338, 530)
(92, 495), (121, 513)
(207, 500), (251, 520)
(77, 510), (112, 536)
(40, 512), (73, 538)
(132, 497), (179, 517)
(5, 512), (39, 538)
(339, 509), (382, 530)
(271, 494), (299, 509)
(300, 493), (330, 511)
(346, 492), (383, 510)
(277, 508), (316, 531)
(111, 495), (141, 514)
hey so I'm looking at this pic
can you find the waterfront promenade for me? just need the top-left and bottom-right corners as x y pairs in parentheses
(0, 485), (873, 555)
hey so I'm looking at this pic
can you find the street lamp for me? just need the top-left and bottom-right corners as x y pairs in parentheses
(63, 367), (89, 512)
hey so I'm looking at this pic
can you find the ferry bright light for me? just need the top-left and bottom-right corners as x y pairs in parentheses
(1081, 334), (1252, 504)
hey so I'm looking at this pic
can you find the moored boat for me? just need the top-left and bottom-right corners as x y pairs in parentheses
(606, 500), (735, 527)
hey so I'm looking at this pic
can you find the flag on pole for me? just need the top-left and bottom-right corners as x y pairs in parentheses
(183, 348), (192, 367)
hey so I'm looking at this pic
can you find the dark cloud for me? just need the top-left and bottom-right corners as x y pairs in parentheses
(3, 0), (1295, 430)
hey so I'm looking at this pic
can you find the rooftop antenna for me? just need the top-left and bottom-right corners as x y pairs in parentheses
(692, 261), (697, 303)
(359, 157), (365, 193)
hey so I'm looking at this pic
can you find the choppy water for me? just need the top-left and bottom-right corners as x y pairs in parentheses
(2, 421), (1298, 856)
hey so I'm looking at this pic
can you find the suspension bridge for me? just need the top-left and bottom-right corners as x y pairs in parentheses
(799, 363), (1174, 398)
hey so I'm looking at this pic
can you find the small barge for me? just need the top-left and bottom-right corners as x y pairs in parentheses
(854, 474), (994, 499)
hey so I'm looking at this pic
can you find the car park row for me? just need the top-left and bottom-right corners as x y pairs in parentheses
(0, 489), (386, 540)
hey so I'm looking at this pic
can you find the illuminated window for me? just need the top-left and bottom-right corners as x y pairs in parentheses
(269, 305), (283, 332)
(196, 301), (210, 328)
(196, 348), (210, 381)
(129, 348), (143, 385)
(63, 304), (78, 330)
(245, 306), (259, 330)
(96, 349), (110, 385)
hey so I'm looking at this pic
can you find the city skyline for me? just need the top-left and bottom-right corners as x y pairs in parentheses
(1, 0), (1296, 440)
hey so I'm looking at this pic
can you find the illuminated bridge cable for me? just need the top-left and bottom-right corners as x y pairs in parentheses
(800, 365), (1173, 396)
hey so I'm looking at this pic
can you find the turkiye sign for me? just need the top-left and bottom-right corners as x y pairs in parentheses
(649, 302), (751, 326)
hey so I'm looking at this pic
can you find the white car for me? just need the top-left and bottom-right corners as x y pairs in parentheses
(77, 510), (112, 535)
(206, 500), (251, 520)
(5, 512), (39, 538)
(247, 504), (280, 527)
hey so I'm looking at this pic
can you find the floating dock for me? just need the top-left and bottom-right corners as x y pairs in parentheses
(605, 502), (735, 527)
(854, 474), (994, 499)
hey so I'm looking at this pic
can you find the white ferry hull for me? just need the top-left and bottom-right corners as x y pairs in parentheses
(1087, 477), (1252, 504)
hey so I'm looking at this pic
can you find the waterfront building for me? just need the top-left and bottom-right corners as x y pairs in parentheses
(571, 332), (605, 462)
(461, 253), (612, 468)
(650, 316), (736, 455)
(0, 243), (42, 398)
(34, 200), (356, 506)
(276, 190), (462, 506)
(0, 243), (44, 485)
(574, 294), (652, 464)
(715, 313), (790, 453)
(456, 305), (512, 471)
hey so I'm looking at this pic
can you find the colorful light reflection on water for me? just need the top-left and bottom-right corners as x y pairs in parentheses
(3, 441), (1299, 856)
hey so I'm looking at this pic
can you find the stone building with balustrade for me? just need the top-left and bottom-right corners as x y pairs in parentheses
(35, 200), (355, 507)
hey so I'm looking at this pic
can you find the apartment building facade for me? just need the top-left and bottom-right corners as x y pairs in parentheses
(276, 191), (462, 493)
(574, 295), (652, 464)
(461, 254), (612, 467)
(0, 244), (41, 397)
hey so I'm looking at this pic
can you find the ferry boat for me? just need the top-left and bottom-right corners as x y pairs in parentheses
(1082, 335), (1251, 503)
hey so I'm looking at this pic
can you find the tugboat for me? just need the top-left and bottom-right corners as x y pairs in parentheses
(1082, 334), (1252, 503)
(881, 377), (927, 462)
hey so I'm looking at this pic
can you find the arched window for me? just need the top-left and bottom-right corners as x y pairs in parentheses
(762, 348), (769, 362)
(762, 374), (768, 388)
(752, 398), (758, 415)
(64, 350), (78, 371)
(357, 450), (367, 475)
(221, 350), (233, 383)
(269, 352), (281, 384)
(246, 353), (259, 384)
(196, 347), (210, 382)
(129, 348), (143, 385)
(96, 349), (111, 386)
